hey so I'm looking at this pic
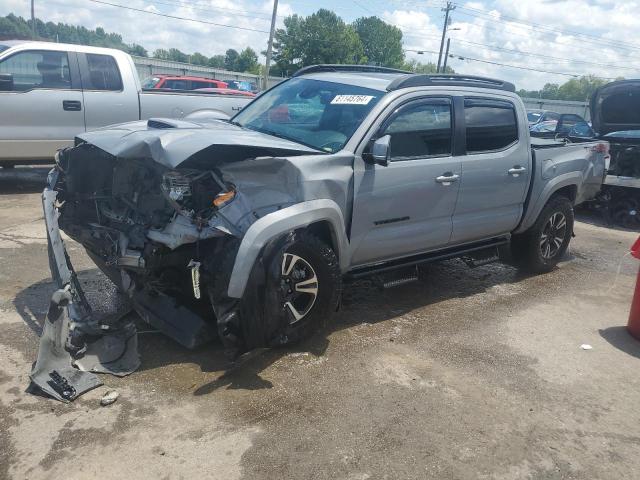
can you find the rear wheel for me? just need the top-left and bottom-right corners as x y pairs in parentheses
(512, 195), (574, 273)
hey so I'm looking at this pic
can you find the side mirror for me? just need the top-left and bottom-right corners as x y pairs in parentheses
(365, 134), (391, 166)
(0, 73), (14, 91)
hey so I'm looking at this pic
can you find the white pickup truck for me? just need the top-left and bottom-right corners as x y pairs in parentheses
(0, 41), (253, 167)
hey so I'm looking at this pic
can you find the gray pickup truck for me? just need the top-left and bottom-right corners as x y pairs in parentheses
(33, 66), (608, 401)
(0, 41), (252, 166)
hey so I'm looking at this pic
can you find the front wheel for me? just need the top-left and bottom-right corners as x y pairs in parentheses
(268, 233), (342, 344)
(511, 195), (574, 273)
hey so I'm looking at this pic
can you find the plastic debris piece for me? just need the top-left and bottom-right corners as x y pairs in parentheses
(100, 390), (119, 406)
(580, 344), (593, 350)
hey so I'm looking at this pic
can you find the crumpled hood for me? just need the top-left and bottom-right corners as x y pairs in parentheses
(591, 80), (640, 136)
(76, 118), (321, 169)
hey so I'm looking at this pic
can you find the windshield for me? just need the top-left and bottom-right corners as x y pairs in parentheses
(141, 76), (161, 89)
(233, 77), (384, 153)
(0, 44), (9, 53)
(604, 130), (640, 139)
(527, 112), (542, 123)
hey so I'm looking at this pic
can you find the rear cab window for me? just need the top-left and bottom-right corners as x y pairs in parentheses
(81, 53), (123, 91)
(464, 98), (518, 153)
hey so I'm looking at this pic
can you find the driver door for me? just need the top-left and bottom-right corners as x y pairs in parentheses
(0, 49), (84, 161)
(350, 97), (462, 266)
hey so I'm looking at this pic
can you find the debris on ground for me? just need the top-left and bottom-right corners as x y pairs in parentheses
(100, 390), (120, 406)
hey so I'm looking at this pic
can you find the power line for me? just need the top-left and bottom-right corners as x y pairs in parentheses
(448, 52), (619, 79)
(84, 0), (271, 33)
(454, 5), (640, 53)
(401, 32), (640, 73)
(456, 4), (640, 51)
(141, 0), (274, 21)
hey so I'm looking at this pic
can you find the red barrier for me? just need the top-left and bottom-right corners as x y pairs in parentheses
(628, 237), (640, 340)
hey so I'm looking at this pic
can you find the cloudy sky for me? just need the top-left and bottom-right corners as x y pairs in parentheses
(2, 0), (640, 90)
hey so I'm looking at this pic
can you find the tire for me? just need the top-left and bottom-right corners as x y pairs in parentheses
(511, 195), (574, 273)
(267, 232), (342, 344)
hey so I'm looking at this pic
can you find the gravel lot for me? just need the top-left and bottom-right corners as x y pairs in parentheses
(1, 167), (640, 480)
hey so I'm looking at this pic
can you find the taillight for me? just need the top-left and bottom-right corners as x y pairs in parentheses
(592, 142), (609, 154)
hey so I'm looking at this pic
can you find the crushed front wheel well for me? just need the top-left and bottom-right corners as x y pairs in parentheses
(301, 221), (340, 261)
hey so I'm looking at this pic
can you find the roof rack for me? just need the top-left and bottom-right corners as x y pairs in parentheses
(387, 74), (516, 93)
(292, 64), (412, 77)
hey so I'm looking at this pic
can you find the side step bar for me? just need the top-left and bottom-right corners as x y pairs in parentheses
(346, 237), (509, 280)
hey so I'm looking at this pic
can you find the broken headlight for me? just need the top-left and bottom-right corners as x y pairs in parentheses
(162, 171), (192, 203)
(161, 170), (235, 217)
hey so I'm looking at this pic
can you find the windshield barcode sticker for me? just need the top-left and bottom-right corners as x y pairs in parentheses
(331, 95), (375, 105)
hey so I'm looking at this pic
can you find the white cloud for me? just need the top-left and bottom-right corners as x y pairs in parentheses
(2, 0), (287, 59)
(3, 0), (640, 90)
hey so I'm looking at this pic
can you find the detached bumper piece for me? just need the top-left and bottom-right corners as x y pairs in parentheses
(30, 171), (140, 402)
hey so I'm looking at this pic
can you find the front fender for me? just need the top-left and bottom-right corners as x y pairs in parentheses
(226, 199), (349, 299)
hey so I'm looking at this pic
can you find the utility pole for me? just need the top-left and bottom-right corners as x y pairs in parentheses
(30, 0), (36, 39)
(436, 1), (455, 73)
(263, 0), (279, 90)
(442, 38), (451, 73)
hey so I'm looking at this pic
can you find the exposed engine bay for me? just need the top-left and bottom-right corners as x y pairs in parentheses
(31, 117), (353, 401)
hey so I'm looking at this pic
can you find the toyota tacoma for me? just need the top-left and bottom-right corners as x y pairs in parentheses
(32, 65), (608, 401)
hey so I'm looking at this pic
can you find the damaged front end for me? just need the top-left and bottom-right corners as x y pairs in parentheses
(32, 144), (286, 401)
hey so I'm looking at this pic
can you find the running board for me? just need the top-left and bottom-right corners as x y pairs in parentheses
(346, 237), (509, 280)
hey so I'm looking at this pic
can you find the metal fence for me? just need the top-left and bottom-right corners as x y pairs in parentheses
(521, 97), (590, 120)
(131, 56), (284, 89)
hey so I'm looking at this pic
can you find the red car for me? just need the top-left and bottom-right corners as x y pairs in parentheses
(142, 75), (228, 90)
(194, 87), (256, 98)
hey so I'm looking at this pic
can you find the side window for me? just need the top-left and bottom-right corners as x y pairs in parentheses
(557, 114), (583, 134)
(0, 50), (71, 91)
(163, 79), (189, 90)
(84, 54), (122, 91)
(464, 99), (518, 153)
(191, 80), (211, 89)
(381, 101), (452, 160)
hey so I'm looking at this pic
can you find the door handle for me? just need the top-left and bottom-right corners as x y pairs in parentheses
(62, 100), (82, 111)
(435, 173), (460, 185)
(508, 166), (527, 176)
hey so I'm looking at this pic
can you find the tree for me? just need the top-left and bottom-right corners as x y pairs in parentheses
(190, 52), (209, 66)
(128, 44), (148, 57)
(517, 76), (614, 101)
(225, 49), (240, 71)
(236, 47), (259, 73)
(153, 49), (170, 60)
(273, 9), (366, 75)
(402, 59), (453, 74)
(353, 17), (404, 68)
(208, 55), (225, 69)
(167, 48), (188, 63)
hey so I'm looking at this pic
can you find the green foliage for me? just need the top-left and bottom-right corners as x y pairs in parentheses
(0, 14), (264, 72)
(237, 47), (260, 74)
(353, 16), (404, 69)
(153, 48), (170, 60)
(402, 59), (454, 74)
(518, 75), (616, 101)
(189, 52), (208, 66)
(224, 49), (240, 71)
(273, 9), (366, 76)
(0, 13), (147, 56)
(208, 55), (225, 68)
